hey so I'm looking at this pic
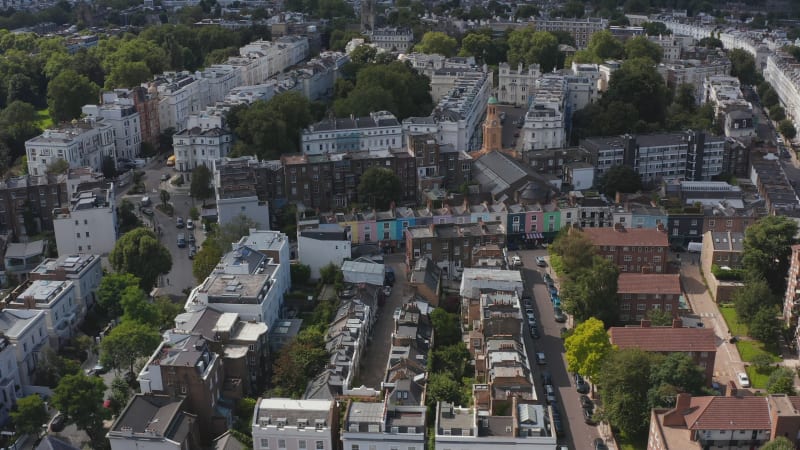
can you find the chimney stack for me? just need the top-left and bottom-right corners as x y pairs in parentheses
(662, 393), (692, 426)
(640, 319), (651, 328)
(672, 318), (683, 328)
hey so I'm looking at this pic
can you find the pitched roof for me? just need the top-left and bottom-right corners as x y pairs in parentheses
(582, 227), (668, 247)
(683, 396), (772, 430)
(608, 326), (717, 352)
(617, 273), (681, 295)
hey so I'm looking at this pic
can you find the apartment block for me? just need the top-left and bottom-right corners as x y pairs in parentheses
(765, 49), (800, 133)
(25, 119), (115, 176)
(239, 37), (310, 81)
(30, 253), (102, 316)
(52, 182), (117, 256)
(610, 320), (716, 383)
(5, 279), (78, 348)
(281, 149), (416, 211)
(407, 133), (472, 195)
(582, 130), (727, 182)
(649, 34), (682, 62)
(137, 333), (228, 440)
(297, 226), (351, 280)
(531, 17), (608, 48)
(784, 245), (800, 337)
(659, 54), (732, 98)
(582, 225), (670, 273)
(522, 74), (567, 151)
(0, 337), (20, 426)
(342, 399), (427, 450)
(82, 91), (143, 161)
(0, 174), (67, 238)
(0, 309), (47, 387)
(213, 157), (270, 229)
(405, 222), (506, 277)
(301, 111), (402, 155)
(616, 273), (683, 322)
(368, 27), (414, 52)
(172, 111), (233, 172)
(497, 63), (541, 107)
(700, 230), (744, 274)
(251, 398), (338, 450)
(151, 72), (211, 132)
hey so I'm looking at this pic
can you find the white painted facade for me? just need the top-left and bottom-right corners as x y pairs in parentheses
(53, 185), (118, 256)
(10, 280), (78, 349)
(459, 268), (523, 299)
(523, 75), (567, 151)
(0, 338), (20, 425)
(152, 72), (211, 132)
(25, 120), (115, 176)
(0, 309), (48, 387)
(172, 112), (233, 172)
(30, 253), (102, 318)
(82, 93), (142, 161)
(297, 228), (351, 280)
(239, 37), (310, 80)
(217, 196), (270, 230)
(497, 63), (541, 107)
(252, 399), (336, 450)
(369, 27), (414, 52)
(302, 111), (402, 155)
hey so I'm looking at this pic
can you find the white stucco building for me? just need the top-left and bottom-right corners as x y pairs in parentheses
(151, 72), (211, 132)
(297, 226), (351, 280)
(172, 111), (233, 172)
(6, 279), (78, 349)
(368, 27), (414, 52)
(302, 111), (402, 155)
(30, 253), (103, 317)
(497, 63), (541, 107)
(82, 91), (143, 162)
(53, 183), (117, 256)
(25, 119), (115, 176)
(522, 75), (567, 151)
(0, 309), (47, 387)
(252, 398), (337, 450)
(0, 337), (20, 425)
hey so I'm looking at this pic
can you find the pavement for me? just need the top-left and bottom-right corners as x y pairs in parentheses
(357, 254), (410, 389)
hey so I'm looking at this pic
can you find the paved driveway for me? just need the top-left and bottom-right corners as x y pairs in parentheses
(515, 249), (606, 450)
(357, 254), (410, 389)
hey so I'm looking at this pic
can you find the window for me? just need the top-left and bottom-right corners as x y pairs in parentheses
(279, 440), (286, 449)
(258, 439), (270, 449)
(299, 442), (307, 450)
(316, 442), (324, 450)
(637, 304), (647, 311)
(351, 446), (359, 450)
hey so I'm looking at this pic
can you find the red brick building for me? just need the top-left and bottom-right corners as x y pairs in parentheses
(582, 225), (670, 273)
(609, 320), (716, 383)
(617, 273), (682, 322)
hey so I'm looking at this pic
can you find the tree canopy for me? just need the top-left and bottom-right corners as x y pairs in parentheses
(11, 394), (48, 436)
(357, 167), (402, 210)
(605, 58), (669, 124)
(560, 256), (620, 325)
(548, 228), (596, 276)
(729, 48), (760, 85)
(51, 373), (109, 445)
(507, 28), (561, 72)
(47, 69), (98, 122)
(624, 36), (663, 63)
(597, 165), (643, 197)
(415, 31), (458, 57)
(779, 119), (797, 140)
(97, 272), (141, 318)
(333, 61), (432, 120)
(766, 367), (796, 395)
(109, 227), (172, 291)
(190, 164), (213, 204)
(564, 317), (612, 381)
(100, 320), (162, 373)
(742, 215), (798, 294)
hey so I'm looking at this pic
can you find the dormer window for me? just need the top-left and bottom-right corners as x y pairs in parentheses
(315, 419), (325, 430)
(298, 419), (308, 430)
(277, 418), (286, 429)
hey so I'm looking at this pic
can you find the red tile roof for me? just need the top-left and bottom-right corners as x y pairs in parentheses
(608, 326), (717, 352)
(683, 397), (772, 430)
(617, 273), (681, 295)
(582, 227), (669, 247)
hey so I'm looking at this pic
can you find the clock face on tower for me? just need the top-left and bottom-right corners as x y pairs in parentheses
(492, 120), (498, 127)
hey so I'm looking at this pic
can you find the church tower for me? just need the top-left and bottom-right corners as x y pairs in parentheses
(481, 96), (502, 153)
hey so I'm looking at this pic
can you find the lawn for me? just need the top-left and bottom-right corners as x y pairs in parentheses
(736, 339), (781, 363)
(719, 305), (749, 336)
(746, 365), (775, 390)
(36, 108), (53, 129)
(616, 430), (647, 450)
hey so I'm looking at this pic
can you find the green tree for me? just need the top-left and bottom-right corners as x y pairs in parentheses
(159, 189), (170, 208)
(587, 30), (625, 61)
(104, 60), (152, 89)
(109, 227), (173, 291)
(230, 91), (313, 159)
(751, 353), (775, 373)
(430, 343), (471, 379)
(189, 164), (213, 204)
(596, 348), (656, 438)
(605, 58), (669, 124)
(34, 347), (81, 387)
(120, 285), (159, 326)
(290, 263), (311, 285)
(117, 199), (140, 234)
(642, 21), (671, 36)
(597, 165), (643, 197)
(217, 213), (258, 243)
(548, 228), (596, 276)
(648, 352), (706, 408)
(732, 277), (775, 322)
(507, 28), (561, 72)
(109, 377), (131, 416)
(430, 309), (461, 347)
(646, 308), (674, 326)
(46, 69), (98, 123)
(769, 104), (786, 121)
(11, 394), (48, 436)
(762, 437), (795, 450)
(750, 307), (780, 345)
(357, 167), (402, 209)
(0, 100), (41, 156)
(426, 372), (465, 406)
(97, 273), (141, 318)
(101, 155), (117, 179)
(779, 119), (797, 140)
(154, 296), (183, 329)
(624, 36), (663, 63)
(319, 262), (344, 286)
(100, 321), (161, 374)
(271, 328), (328, 397)
(742, 215), (798, 294)
(333, 62), (432, 121)
(514, 4), (539, 19)
(459, 32), (493, 60)
(674, 83), (697, 112)
(560, 256), (620, 325)
(766, 367), (796, 395)
(564, 317), (612, 382)
(46, 159), (69, 175)
(729, 49), (760, 85)
(51, 373), (109, 445)
(415, 31), (458, 57)
(193, 236), (223, 283)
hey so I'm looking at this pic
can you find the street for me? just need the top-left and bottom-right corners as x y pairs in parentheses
(515, 249), (605, 450)
(117, 161), (200, 297)
(498, 104), (527, 151)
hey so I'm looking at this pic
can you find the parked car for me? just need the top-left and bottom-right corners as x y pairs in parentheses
(551, 409), (565, 437)
(543, 273), (553, 285)
(583, 406), (596, 425)
(186, 219), (194, 230)
(176, 217), (184, 228)
(49, 413), (66, 432)
(530, 325), (540, 339)
(580, 394), (593, 410)
(551, 294), (561, 308)
(536, 352), (547, 365)
(594, 438), (609, 450)
(536, 256), (547, 267)
(141, 207), (154, 216)
(188, 233), (196, 244)
(161, 173), (170, 181)
(575, 374), (589, 394)
(177, 233), (186, 248)
(737, 372), (751, 388)
(383, 286), (392, 297)
(554, 307), (567, 323)
(510, 255), (522, 268)
(541, 371), (552, 385)
(545, 384), (557, 404)
(522, 296), (533, 309)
